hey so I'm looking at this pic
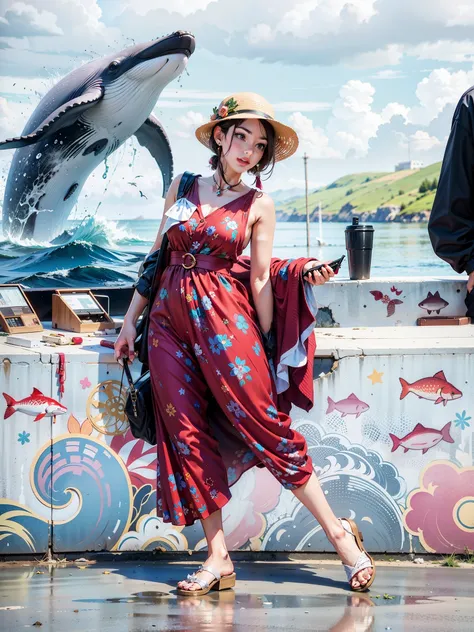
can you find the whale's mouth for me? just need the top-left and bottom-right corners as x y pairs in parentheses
(153, 58), (169, 76)
(137, 31), (195, 61)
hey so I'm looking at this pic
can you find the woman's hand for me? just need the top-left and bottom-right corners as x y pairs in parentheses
(303, 261), (334, 286)
(467, 270), (474, 293)
(114, 321), (137, 365)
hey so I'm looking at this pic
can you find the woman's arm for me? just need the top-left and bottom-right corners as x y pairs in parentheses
(250, 194), (276, 334)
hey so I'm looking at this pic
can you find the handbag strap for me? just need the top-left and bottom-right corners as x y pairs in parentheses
(121, 358), (138, 418)
(147, 171), (200, 301)
(177, 170), (200, 200)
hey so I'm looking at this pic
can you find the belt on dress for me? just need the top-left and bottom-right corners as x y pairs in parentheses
(169, 251), (233, 271)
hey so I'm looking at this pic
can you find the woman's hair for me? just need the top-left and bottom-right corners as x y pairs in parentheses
(209, 118), (276, 186)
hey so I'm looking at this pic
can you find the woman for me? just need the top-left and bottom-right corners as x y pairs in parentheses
(114, 93), (375, 595)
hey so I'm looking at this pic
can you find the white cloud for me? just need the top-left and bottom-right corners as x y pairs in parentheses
(273, 101), (331, 112)
(289, 111), (340, 159)
(408, 130), (442, 152)
(371, 69), (406, 80)
(409, 67), (474, 125)
(247, 23), (275, 45)
(380, 102), (410, 123)
(175, 110), (206, 138)
(112, 0), (215, 18)
(275, 0), (378, 38)
(408, 40), (474, 63)
(327, 80), (383, 157)
(348, 44), (403, 69)
(0, 2), (63, 37)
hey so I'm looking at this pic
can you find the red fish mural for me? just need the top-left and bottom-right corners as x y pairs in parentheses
(2, 388), (67, 421)
(399, 371), (462, 406)
(326, 393), (370, 418)
(389, 422), (454, 454)
(370, 290), (403, 317)
(418, 291), (449, 315)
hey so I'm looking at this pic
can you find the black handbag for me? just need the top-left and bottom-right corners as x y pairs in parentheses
(122, 171), (198, 444)
(122, 359), (156, 444)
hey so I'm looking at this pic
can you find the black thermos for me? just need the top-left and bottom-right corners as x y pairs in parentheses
(345, 217), (374, 280)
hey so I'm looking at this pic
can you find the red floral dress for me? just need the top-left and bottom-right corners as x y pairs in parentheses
(148, 177), (313, 525)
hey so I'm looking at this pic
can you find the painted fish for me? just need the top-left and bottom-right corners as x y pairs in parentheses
(3, 388), (67, 421)
(418, 291), (449, 314)
(399, 371), (462, 406)
(326, 393), (370, 418)
(389, 422), (454, 454)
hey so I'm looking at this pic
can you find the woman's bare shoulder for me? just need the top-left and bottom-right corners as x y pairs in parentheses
(251, 190), (275, 219)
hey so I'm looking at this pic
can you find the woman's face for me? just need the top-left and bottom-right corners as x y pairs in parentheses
(216, 118), (268, 174)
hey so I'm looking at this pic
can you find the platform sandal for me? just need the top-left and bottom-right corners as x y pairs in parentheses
(176, 564), (237, 597)
(340, 518), (376, 592)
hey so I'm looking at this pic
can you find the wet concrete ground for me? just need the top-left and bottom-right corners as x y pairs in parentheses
(0, 560), (473, 631)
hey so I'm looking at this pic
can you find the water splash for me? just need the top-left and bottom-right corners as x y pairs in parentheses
(102, 156), (109, 180)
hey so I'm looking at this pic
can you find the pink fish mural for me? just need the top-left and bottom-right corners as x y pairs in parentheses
(399, 371), (462, 406)
(3, 388), (67, 421)
(389, 422), (454, 455)
(326, 393), (370, 418)
(418, 291), (449, 315)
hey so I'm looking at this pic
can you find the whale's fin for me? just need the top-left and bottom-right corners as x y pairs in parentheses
(134, 114), (173, 197)
(0, 85), (104, 150)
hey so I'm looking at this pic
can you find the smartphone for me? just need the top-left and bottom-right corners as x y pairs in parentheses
(303, 255), (345, 277)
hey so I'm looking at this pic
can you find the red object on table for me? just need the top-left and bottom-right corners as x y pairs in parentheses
(100, 340), (115, 349)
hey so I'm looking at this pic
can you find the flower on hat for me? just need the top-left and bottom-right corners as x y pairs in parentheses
(211, 97), (238, 121)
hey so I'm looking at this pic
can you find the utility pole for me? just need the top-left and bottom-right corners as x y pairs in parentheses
(304, 152), (310, 257)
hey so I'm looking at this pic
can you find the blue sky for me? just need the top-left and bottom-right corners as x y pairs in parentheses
(1, 1), (474, 219)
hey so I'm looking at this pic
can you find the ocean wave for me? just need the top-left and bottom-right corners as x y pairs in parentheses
(0, 241), (142, 276)
(7, 265), (137, 288)
(68, 215), (150, 248)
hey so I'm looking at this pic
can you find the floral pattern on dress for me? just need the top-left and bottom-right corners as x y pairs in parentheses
(221, 216), (239, 242)
(226, 401), (247, 420)
(234, 313), (249, 334)
(229, 356), (252, 386)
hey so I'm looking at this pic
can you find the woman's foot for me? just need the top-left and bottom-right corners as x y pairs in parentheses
(330, 520), (373, 590)
(177, 552), (234, 593)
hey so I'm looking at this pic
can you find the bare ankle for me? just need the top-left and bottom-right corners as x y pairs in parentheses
(208, 548), (230, 561)
(328, 523), (346, 547)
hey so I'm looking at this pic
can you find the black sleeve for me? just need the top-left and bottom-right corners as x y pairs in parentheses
(428, 92), (474, 274)
(133, 248), (160, 299)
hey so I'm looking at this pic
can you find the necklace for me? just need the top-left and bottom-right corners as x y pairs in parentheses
(213, 174), (242, 197)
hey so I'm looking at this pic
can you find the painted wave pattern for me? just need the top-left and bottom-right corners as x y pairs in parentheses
(0, 216), (150, 288)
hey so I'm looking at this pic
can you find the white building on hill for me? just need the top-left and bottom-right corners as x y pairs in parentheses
(395, 160), (424, 171)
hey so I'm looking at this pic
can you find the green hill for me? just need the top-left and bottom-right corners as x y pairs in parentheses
(277, 162), (442, 222)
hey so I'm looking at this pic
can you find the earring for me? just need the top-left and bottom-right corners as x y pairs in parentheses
(255, 166), (262, 190)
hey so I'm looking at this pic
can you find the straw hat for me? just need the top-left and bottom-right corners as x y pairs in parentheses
(195, 92), (299, 162)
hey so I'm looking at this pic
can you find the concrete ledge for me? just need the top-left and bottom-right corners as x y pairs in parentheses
(314, 325), (474, 358)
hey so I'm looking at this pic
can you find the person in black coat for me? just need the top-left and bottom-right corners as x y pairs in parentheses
(428, 86), (474, 317)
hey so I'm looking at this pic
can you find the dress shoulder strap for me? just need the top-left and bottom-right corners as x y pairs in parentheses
(242, 187), (258, 212)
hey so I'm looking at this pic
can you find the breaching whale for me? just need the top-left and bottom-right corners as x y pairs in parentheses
(0, 31), (195, 242)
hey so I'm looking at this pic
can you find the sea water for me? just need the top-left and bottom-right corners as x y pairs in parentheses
(0, 218), (460, 289)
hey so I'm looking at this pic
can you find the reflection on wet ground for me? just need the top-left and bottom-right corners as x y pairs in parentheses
(0, 560), (473, 631)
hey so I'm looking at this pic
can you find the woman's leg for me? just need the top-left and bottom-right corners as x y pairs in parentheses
(291, 472), (373, 589)
(178, 508), (234, 592)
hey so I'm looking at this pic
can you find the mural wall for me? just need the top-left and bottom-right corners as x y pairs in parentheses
(0, 282), (473, 556)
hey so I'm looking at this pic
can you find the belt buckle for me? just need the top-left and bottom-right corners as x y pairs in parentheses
(182, 252), (197, 269)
